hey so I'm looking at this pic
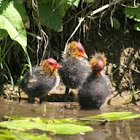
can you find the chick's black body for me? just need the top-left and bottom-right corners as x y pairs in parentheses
(20, 67), (59, 102)
(78, 72), (111, 109)
(59, 57), (90, 89)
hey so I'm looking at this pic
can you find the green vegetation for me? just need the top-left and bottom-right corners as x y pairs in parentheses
(0, 119), (93, 134)
(0, 115), (93, 139)
(0, 112), (140, 139)
(39, 0), (80, 31)
(0, 1), (27, 49)
(124, 4), (140, 31)
(0, 129), (51, 140)
(84, 112), (140, 121)
(0, 0), (30, 86)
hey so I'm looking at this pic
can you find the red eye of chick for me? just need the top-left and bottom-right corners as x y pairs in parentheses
(78, 47), (84, 52)
(47, 58), (56, 65)
(77, 42), (84, 53)
(47, 58), (60, 68)
(48, 61), (54, 65)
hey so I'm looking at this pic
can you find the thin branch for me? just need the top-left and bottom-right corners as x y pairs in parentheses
(41, 30), (49, 62)
(64, 17), (84, 54)
(90, 0), (123, 16)
(131, 68), (140, 74)
(64, 0), (125, 52)
(27, 32), (42, 40)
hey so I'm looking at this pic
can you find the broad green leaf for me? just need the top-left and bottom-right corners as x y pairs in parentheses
(0, 120), (41, 131)
(0, 118), (93, 135)
(0, 129), (16, 139)
(0, 129), (51, 140)
(134, 22), (140, 31)
(13, 0), (26, 21)
(15, 132), (51, 140)
(39, 2), (63, 31)
(45, 123), (93, 134)
(0, 29), (8, 38)
(38, 0), (80, 31)
(124, 5), (140, 22)
(5, 115), (87, 124)
(85, 112), (140, 121)
(5, 115), (89, 126)
(0, 0), (27, 49)
(4, 115), (37, 121)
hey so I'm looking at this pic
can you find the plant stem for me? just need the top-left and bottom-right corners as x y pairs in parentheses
(64, 0), (125, 52)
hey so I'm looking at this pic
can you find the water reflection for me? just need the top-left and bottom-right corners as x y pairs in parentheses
(0, 98), (140, 140)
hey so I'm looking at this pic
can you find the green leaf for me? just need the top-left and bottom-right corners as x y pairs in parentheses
(5, 115), (89, 126)
(46, 123), (93, 134)
(0, 117), (93, 135)
(38, 0), (80, 31)
(0, 129), (51, 140)
(0, 29), (8, 38)
(0, 0), (27, 49)
(134, 22), (140, 31)
(13, 0), (26, 21)
(39, 2), (63, 31)
(124, 5), (140, 22)
(0, 129), (16, 139)
(85, 112), (140, 121)
(15, 132), (51, 140)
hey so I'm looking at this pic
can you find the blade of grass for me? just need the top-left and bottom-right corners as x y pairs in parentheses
(3, 60), (14, 88)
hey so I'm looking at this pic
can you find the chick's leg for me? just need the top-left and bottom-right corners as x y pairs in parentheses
(64, 87), (69, 102)
(28, 96), (35, 103)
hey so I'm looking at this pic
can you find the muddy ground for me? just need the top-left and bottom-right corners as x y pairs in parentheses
(0, 81), (140, 111)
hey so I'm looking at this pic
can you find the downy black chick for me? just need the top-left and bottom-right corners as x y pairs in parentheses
(20, 58), (60, 103)
(78, 53), (111, 109)
(59, 41), (91, 101)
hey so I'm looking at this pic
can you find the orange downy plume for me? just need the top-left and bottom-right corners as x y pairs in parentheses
(90, 53), (107, 70)
(66, 41), (88, 58)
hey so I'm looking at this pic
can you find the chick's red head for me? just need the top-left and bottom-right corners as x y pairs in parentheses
(66, 41), (88, 58)
(90, 53), (107, 72)
(41, 58), (60, 73)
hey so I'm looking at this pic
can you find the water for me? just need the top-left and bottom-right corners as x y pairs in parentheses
(0, 98), (140, 140)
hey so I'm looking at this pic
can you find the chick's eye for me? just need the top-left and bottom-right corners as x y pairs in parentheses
(76, 42), (84, 52)
(78, 47), (84, 53)
(48, 61), (54, 65)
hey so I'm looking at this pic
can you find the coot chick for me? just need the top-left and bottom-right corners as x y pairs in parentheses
(59, 41), (91, 101)
(78, 53), (111, 109)
(20, 58), (60, 103)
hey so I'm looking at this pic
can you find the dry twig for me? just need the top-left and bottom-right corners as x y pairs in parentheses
(64, 0), (125, 52)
